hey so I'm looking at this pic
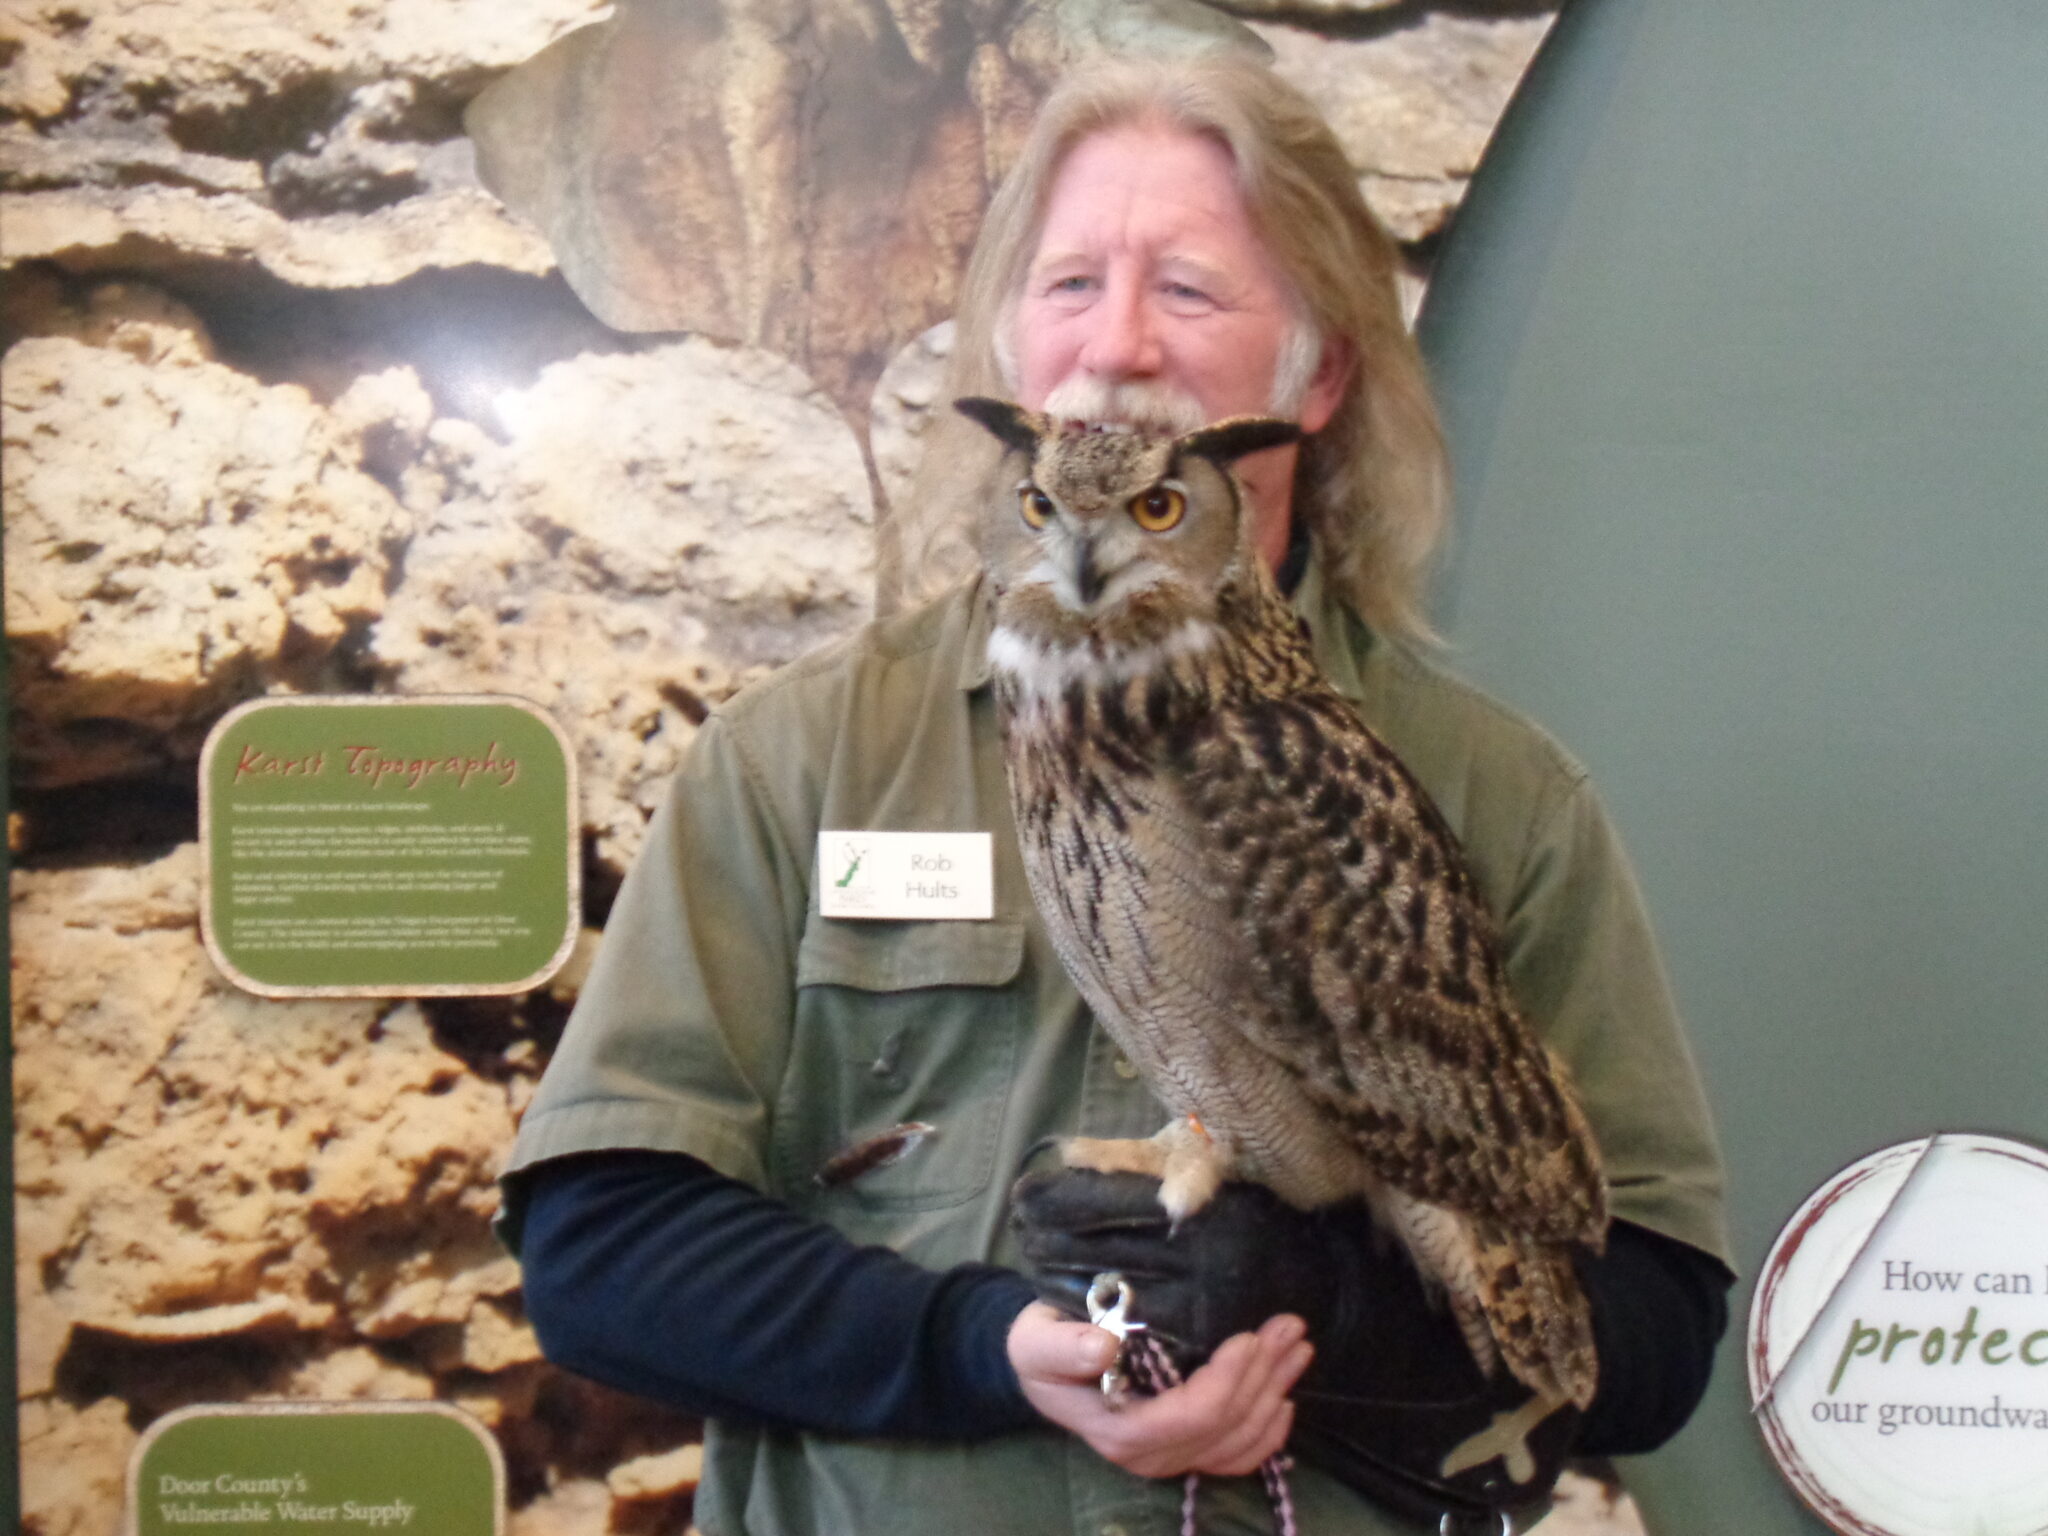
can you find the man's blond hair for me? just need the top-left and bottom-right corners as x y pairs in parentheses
(891, 53), (1448, 641)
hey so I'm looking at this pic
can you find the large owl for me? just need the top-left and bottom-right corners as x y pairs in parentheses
(956, 397), (1610, 1421)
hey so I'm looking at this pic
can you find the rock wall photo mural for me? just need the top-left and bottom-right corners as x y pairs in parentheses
(4, 2), (1639, 1532)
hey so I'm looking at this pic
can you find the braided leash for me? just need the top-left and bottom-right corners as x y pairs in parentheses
(1123, 1328), (1299, 1536)
(1087, 1274), (1518, 1536)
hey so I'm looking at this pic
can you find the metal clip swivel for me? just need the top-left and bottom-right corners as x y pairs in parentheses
(1085, 1272), (1144, 1406)
(1440, 1512), (1518, 1536)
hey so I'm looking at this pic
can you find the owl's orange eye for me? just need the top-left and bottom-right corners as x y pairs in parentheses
(1130, 485), (1187, 533)
(1019, 488), (1056, 529)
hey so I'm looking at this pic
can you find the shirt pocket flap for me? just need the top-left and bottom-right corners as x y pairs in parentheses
(796, 918), (1025, 993)
(782, 918), (1027, 1215)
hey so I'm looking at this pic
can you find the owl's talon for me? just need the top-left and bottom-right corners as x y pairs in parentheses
(1154, 1116), (1227, 1224)
(1058, 1133), (1169, 1179)
(1057, 1118), (1231, 1224)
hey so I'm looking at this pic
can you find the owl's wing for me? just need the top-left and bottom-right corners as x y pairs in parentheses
(1177, 689), (1607, 1246)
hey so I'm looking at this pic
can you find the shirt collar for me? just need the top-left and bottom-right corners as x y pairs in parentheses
(957, 543), (1374, 699)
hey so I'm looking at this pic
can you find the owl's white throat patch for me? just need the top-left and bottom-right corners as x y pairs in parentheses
(987, 619), (1218, 701)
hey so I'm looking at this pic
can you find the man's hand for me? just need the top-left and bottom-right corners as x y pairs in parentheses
(1005, 1301), (1311, 1478)
(1011, 1168), (1341, 1369)
(1010, 1167), (1589, 1524)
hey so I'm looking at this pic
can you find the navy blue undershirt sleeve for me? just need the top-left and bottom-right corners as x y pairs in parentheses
(515, 1150), (1040, 1439)
(515, 1148), (1726, 1453)
(1575, 1217), (1732, 1455)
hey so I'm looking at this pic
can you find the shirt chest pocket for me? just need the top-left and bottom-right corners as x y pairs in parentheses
(773, 918), (1025, 1212)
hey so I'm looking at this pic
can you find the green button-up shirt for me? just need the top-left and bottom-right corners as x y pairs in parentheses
(508, 556), (1731, 1536)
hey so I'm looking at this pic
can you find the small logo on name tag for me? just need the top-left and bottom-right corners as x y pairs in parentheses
(818, 831), (994, 920)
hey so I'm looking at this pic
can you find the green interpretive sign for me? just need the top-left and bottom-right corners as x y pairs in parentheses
(129, 1402), (502, 1535)
(200, 696), (578, 996)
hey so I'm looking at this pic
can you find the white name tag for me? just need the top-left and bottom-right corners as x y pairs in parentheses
(817, 831), (994, 921)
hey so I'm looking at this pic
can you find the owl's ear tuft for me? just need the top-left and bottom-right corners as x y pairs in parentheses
(953, 397), (1046, 457)
(1177, 416), (1302, 467)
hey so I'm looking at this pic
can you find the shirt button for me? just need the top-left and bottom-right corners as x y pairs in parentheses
(1112, 1055), (1139, 1080)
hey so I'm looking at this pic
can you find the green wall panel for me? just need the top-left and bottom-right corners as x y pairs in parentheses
(1419, 2), (2048, 1529)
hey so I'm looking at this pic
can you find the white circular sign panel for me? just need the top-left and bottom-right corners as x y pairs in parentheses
(1749, 1134), (2048, 1536)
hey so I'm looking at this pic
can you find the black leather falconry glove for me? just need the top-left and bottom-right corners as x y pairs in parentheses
(1011, 1166), (1581, 1530)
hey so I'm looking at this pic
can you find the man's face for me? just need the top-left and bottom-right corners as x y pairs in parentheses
(1007, 122), (1345, 564)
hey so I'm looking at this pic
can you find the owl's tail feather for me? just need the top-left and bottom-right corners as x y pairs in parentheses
(1476, 1231), (1599, 1410)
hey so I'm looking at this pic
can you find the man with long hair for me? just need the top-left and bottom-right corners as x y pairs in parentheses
(507, 53), (1731, 1535)
(892, 56), (1446, 647)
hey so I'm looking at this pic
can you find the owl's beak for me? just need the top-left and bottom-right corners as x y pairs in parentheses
(1070, 538), (1105, 607)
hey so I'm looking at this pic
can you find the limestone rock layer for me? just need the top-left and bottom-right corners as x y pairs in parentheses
(2, 2), (1613, 1533)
